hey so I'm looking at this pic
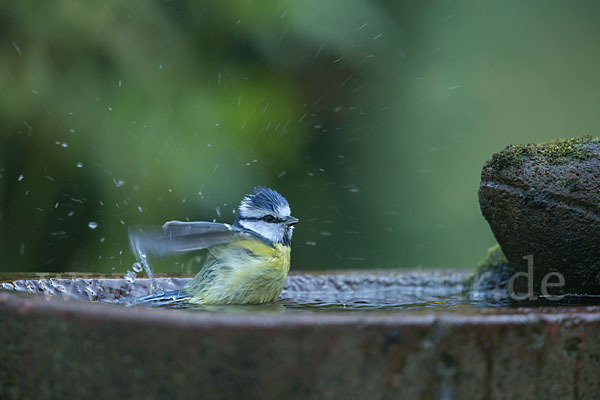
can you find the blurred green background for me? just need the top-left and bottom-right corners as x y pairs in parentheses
(2, 1), (600, 274)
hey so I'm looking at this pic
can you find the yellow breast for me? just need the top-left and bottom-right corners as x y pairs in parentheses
(185, 239), (291, 305)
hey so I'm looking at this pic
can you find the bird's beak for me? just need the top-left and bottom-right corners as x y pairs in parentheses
(285, 216), (299, 226)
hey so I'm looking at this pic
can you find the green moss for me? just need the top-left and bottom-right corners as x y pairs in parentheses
(489, 135), (599, 170)
(465, 244), (514, 292)
(476, 244), (508, 271)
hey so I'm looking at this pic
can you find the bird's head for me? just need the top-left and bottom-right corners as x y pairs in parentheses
(234, 187), (298, 245)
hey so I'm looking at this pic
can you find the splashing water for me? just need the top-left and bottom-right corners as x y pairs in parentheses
(124, 270), (136, 283)
(138, 253), (157, 292)
(128, 229), (158, 293)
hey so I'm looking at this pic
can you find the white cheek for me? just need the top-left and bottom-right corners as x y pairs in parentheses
(239, 220), (285, 243)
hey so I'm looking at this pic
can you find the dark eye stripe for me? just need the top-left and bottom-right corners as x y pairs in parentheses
(241, 215), (284, 223)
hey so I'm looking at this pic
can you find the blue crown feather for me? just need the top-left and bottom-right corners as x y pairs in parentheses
(240, 187), (289, 213)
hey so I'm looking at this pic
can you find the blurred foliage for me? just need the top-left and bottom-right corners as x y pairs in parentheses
(2, 1), (600, 273)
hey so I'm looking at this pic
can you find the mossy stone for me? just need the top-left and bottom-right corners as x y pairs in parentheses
(479, 136), (600, 295)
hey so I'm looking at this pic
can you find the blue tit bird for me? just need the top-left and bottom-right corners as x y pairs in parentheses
(128, 187), (298, 305)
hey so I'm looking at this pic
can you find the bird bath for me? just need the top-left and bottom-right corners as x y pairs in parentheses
(2, 270), (600, 399)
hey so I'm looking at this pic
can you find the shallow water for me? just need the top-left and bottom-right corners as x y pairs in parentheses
(1, 270), (599, 313)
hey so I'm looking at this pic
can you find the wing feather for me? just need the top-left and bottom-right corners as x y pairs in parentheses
(129, 221), (251, 258)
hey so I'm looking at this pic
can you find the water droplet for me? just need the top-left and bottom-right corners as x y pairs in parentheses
(132, 262), (143, 273)
(124, 270), (136, 283)
(17, 174), (24, 182)
(88, 221), (98, 230)
(69, 128), (76, 133)
(12, 41), (22, 55)
(108, 106), (112, 111)
(113, 178), (125, 187)
(76, 162), (83, 168)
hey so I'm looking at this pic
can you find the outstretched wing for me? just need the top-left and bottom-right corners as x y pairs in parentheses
(129, 221), (252, 258)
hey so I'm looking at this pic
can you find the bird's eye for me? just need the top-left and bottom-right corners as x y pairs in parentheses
(262, 215), (276, 222)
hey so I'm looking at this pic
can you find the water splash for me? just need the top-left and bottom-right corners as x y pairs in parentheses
(128, 229), (158, 293)
(124, 270), (136, 283)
